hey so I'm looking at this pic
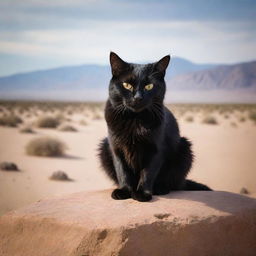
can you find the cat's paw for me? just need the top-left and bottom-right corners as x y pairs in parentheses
(111, 188), (131, 200)
(132, 190), (152, 202)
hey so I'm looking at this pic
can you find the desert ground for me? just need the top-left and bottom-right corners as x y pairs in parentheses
(0, 101), (255, 215)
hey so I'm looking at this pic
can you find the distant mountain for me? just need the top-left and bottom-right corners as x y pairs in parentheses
(167, 57), (217, 78)
(0, 57), (217, 99)
(0, 65), (110, 91)
(0, 57), (255, 102)
(167, 60), (256, 91)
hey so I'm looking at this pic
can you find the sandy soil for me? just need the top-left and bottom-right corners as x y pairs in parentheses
(0, 110), (256, 215)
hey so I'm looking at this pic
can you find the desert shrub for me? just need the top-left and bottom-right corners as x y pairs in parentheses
(36, 116), (60, 128)
(79, 119), (88, 126)
(0, 114), (23, 127)
(49, 170), (71, 181)
(26, 137), (67, 157)
(239, 116), (246, 122)
(202, 116), (218, 125)
(248, 111), (256, 123)
(58, 124), (77, 132)
(20, 126), (34, 133)
(185, 116), (194, 122)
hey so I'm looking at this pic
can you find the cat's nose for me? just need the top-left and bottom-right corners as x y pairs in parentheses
(134, 91), (143, 101)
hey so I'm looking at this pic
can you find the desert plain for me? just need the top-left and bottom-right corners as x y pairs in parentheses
(0, 101), (255, 215)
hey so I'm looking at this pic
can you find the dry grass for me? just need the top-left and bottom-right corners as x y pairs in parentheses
(0, 101), (255, 127)
(0, 114), (23, 127)
(36, 116), (60, 128)
(26, 137), (67, 157)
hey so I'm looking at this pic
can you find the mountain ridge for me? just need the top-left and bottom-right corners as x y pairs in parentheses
(168, 60), (256, 91)
(0, 57), (255, 102)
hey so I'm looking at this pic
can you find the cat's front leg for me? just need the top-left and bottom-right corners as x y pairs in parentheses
(132, 186), (153, 202)
(111, 151), (133, 200)
(132, 155), (161, 202)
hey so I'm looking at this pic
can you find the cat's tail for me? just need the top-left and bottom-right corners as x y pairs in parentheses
(184, 179), (212, 191)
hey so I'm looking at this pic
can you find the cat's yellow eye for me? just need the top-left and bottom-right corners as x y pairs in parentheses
(145, 83), (154, 90)
(122, 82), (133, 91)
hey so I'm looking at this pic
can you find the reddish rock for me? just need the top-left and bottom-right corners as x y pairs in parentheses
(0, 190), (256, 256)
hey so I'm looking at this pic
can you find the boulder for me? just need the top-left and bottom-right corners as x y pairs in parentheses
(0, 162), (19, 171)
(49, 170), (72, 181)
(0, 190), (256, 256)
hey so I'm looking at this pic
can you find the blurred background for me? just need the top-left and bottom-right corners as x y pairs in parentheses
(0, 0), (255, 215)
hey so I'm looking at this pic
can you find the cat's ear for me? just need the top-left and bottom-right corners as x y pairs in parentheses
(155, 55), (170, 74)
(110, 52), (129, 76)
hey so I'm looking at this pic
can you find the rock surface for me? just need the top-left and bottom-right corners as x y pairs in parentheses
(0, 190), (256, 256)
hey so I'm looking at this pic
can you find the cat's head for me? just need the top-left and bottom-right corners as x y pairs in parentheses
(108, 52), (170, 112)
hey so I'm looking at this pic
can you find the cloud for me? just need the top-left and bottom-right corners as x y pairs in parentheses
(0, 20), (255, 65)
(0, 0), (255, 75)
(1, 0), (255, 31)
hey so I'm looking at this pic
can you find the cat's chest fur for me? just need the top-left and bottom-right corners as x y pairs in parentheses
(106, 102), (159, 170)
(111, 123), (157, 170)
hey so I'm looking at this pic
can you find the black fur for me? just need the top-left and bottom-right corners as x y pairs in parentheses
(98, 52), (211, 202)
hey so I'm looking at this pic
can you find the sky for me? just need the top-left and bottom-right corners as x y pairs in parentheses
(0, 0), (256, 76)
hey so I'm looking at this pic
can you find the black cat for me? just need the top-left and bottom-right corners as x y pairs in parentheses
(98, 52), (211, 202)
